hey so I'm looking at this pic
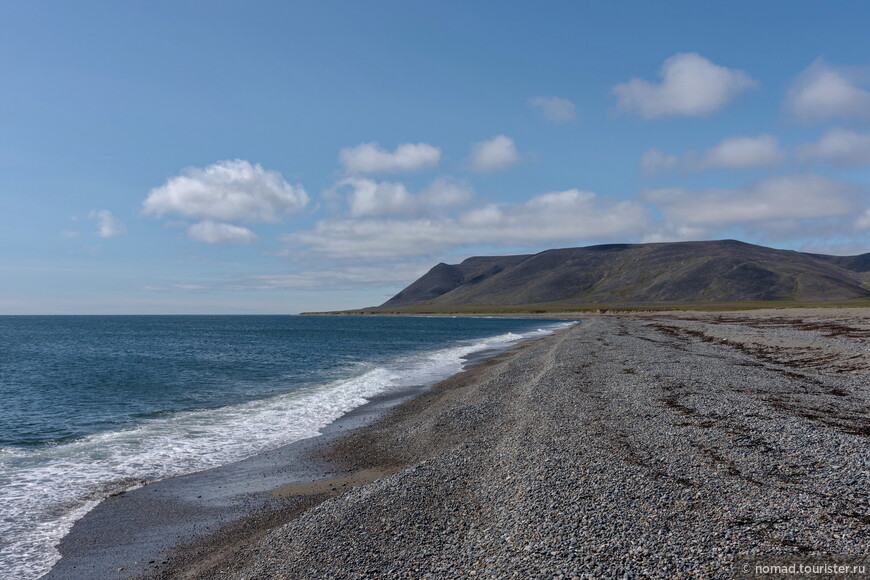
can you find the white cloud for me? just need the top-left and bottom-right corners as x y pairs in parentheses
(143, 159), (308, 223)
(335, 176), (473, 217)
(641, 134), (783, 175)
(647, 174), (855, 227)
(469, 135), (521, 172)
(787, 59), (870, 123)
(528, 96), (577, 122)
(89, 210), (126, 238)
(287, 189), (648, 259)
(641, 224), (708, 244)
(340, 178), (416, 217)
(699, 134), (784, 169)
(187, 221), (258, 244)
(419, 177), (473, 208)
(614, 53), (757, 118)
(339, 142), (441, 174)
(640, 148), (680, 175)
(798, 128), (870, 166)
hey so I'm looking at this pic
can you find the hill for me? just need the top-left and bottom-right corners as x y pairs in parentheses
(378, 240), (870, 310)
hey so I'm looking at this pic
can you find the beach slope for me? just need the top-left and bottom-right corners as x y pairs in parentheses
(153, 310), (869, 579)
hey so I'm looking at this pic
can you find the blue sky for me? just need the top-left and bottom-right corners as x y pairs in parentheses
(2, 1), (870, 314)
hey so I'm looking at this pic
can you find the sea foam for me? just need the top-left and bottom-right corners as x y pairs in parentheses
(0, 321), (571, 579)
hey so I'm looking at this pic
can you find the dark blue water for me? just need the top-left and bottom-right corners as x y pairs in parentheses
(0, 315), (571, 579)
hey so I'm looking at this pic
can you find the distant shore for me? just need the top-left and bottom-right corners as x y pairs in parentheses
(49, 309), (870, 578)
(143, 308), (869, 578)
(301, 301), (870, 317)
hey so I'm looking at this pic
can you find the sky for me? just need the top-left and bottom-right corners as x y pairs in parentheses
(2, 1), (870, 314)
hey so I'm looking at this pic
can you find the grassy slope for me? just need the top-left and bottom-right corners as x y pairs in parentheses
(377, 241), (870, 312)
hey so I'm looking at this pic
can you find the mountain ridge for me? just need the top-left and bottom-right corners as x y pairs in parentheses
(379, 240), (870, 309)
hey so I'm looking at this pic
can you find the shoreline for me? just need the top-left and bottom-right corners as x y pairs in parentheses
(43, 326), (568, 580)
(44, 309), (870, 578)
(143, 309), (869, 579)
(134, 334), (559, 579)
(43, 383), (419, 580)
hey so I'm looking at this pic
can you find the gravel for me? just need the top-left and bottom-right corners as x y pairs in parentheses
(153, 314), (870, 579)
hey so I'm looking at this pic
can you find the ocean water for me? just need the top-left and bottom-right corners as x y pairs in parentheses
(0, 315), (571, 579)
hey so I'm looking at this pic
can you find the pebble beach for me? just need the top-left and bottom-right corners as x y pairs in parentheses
(134, 309), (870, 579)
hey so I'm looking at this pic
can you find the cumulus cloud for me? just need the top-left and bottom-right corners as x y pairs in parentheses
(187, 221), (258, 244)
(647, 174), (855, 227)
(699, 134), (784, 169)
(469, 135), (521, 172)
(528, 96), (577, 122)
(419, 177), (474, 208)
(798, 128), (870, 166)
(613, 53), (757, 118)
(339, 142), (441, 174)
(335, 176), (473, 217)
(641, 134), (784, 175)
(89, 210), (126, 238)
(787, 59), (870, 123)
(287, 189), (648, 259)
(143, 159), (308, 223)
(340, 178), (416, 217)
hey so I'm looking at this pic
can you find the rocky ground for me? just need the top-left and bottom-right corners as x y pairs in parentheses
(149, 312), (870, 579)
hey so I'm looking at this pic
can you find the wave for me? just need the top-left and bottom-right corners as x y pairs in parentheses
(0, 321), (572, 579)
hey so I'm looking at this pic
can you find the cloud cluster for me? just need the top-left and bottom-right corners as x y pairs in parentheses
(701, 135), (784, 169)
(528, 96), (577, 122)
(288, 189), (648, 260)
(143, 159), (307, 223)
(141, 54), (870, 299)
(787, 60), (870, 123)
(642, 134), (783, 175)
(647, 174), (855, 228)
(469, 135), (521, 172)
(614, 53), (757, 118)
(421, 177), (475, 208)
(798, 128), (870, 166)
(341, 178), (415, 217)
(336, 177), (473, 217)
(89, 210), (126, 238)
(630, 56), (869, 250)
(339, 142), (441, 174)
(187, 221), (258, 244)
(143, 159), (307, 244)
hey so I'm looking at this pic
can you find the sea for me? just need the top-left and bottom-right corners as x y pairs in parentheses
(0, 315), (572, 579)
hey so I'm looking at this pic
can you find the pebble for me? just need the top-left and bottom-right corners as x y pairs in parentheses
(171, 315), (870, 579)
